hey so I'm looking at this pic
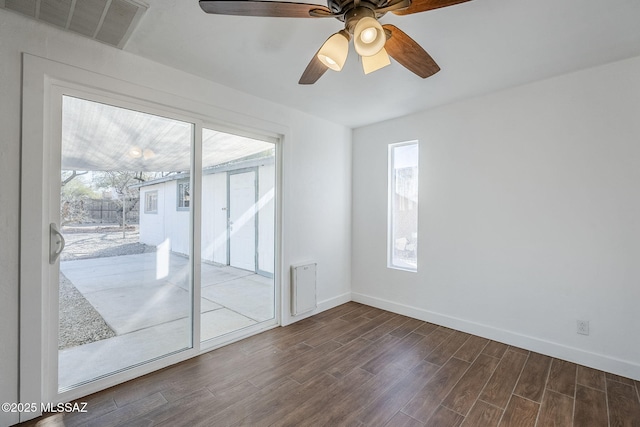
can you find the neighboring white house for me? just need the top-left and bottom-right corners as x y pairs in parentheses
(137, 155), (275, 277)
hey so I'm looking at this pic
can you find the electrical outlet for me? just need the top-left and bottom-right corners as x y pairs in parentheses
(577, 320), (589, 336)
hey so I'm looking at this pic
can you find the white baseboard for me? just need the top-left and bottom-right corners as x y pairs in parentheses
(318, 292), (353, 312)
(352, 292), (640, 381)
(282, 292), (352, 326)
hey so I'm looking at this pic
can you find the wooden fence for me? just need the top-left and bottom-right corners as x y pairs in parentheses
(84, 198), (139, 224)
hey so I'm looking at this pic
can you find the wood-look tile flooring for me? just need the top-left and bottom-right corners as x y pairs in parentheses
(19, 302), (640, 427)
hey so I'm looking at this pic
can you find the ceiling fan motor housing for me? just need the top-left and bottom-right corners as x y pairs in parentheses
(328, 0), (387, 23)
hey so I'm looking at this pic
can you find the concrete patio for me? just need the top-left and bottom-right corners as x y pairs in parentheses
(59, 252), (274, 390)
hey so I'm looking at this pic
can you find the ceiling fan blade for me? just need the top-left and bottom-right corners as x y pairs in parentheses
(392, 0), (471, 16)
(383, 24), (440, 78)
(375, 0), (411, 14)
(299, 51), (329, 85)
(200, 0), (335, 18)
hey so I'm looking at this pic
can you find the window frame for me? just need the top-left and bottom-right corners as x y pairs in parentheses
(144, 190), (158, 214)
(387, 140), (419, 272)
(176, 179), (190, 211)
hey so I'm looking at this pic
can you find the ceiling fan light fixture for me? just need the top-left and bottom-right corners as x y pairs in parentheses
(143, 148), (155, 160)
(362, 47), (391, 74)
(353, 17), (385, 57)
(128, 147), (143, 158)
(317, 30), (350, 71)
(360, 27), (377, 44)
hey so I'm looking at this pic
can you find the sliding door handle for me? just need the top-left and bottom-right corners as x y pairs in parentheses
(49, 223), (66, 264)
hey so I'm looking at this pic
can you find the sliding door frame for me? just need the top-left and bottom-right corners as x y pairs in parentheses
(46, 84), (204, 402)
(20, 54), (283, 422)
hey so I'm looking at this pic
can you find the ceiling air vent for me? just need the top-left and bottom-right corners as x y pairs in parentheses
(1, 0), (148, 49)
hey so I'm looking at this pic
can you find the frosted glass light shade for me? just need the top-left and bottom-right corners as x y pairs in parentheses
(128, 146), (142, 158)
(354, 17), (385, 57)
(362, 48), (391, 74)
(317, 32), (349, 71)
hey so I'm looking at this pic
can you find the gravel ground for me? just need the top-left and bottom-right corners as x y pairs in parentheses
(59, 225), (156, 349)
(59, 272), (116, 350)
(60, 225), (156, 262)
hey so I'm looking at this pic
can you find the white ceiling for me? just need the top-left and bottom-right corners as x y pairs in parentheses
(123, 0), (640, 128)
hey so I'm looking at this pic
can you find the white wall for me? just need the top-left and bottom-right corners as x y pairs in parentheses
(139, 184), (166, 246)
(0, 9), (351, 425)
(0, 14), (21, 423)
(352, 55), (640, 380)
(163, 181), (191, 257)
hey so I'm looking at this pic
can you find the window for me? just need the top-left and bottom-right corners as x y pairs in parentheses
(388, 141), (419, 271)
(144, 191), (158, 214)
(177, 180), (190, 210)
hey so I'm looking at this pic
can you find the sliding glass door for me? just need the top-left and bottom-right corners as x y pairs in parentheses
(44, 89), (279, 402)
(56, 95), (196, 391)
(200, 128), (276, 342)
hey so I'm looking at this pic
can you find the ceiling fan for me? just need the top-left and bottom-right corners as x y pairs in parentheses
(199, 0), (472, 84)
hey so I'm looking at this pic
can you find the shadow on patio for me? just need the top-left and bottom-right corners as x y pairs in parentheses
(59, 252), (274, 390)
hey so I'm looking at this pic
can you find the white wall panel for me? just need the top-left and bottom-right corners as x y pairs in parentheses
(165, 181), (190, 257)
(139, 184), (165, 246)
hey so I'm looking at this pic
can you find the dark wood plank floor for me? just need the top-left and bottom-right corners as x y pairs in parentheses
(18, 302), (640, 426)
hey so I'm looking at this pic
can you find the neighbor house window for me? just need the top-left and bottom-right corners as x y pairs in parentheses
(388, 141), (418, 271)
(144, 191), (158, 214)
(177, 180), (190, 210)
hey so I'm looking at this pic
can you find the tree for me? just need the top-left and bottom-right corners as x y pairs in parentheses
(92, 171), (142, 230)
(61, 170), (89, 186)
(91, 171), (176, 234)
(60, 173), (97, 225)
(60, 170), (176, 230)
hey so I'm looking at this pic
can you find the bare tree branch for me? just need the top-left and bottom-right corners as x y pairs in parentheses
(61, 170), (88, 186)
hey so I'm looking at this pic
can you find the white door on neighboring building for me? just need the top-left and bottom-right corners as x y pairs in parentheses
(228, 169), (257, 272)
